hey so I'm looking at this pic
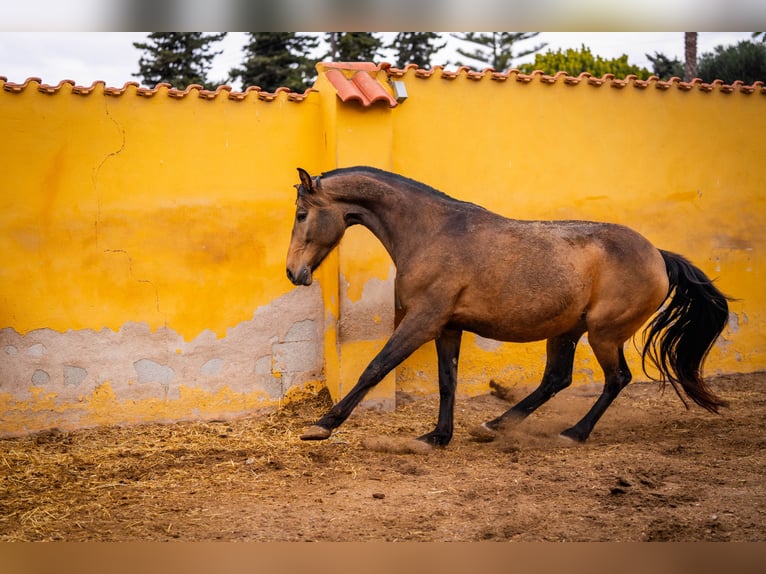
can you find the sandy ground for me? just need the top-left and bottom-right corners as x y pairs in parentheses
(1, 372), (764, 542)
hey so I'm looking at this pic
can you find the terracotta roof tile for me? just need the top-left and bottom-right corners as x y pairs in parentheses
(378, 64), (766, 95)
(0, 76), (317, 102)
(3, 64), (765, 104)
(321, 63), (398, 108)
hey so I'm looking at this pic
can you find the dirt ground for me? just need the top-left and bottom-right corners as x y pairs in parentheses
(1, 372), (764, 542)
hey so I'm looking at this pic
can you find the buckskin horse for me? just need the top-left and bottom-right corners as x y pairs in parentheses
(285, 166), (730, 446)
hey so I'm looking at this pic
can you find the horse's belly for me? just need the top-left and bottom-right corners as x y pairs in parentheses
(455, 316), (579, 343)
(451, 290), (587, 343)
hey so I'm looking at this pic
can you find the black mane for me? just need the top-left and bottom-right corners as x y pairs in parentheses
(321, 166), (459, 203)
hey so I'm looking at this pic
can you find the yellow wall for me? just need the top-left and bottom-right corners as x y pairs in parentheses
(1, 68), (763, 435)
(0, 80), (329, 434)
(1, 82), (324, 337)
(388, 70), (764, 393)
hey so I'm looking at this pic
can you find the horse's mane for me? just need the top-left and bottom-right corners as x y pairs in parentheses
(321, 166), (458, 203)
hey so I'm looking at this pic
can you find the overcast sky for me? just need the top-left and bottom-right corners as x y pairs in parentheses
(0, 32), (757, 90)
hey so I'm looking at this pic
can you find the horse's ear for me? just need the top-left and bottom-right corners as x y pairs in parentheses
(297, 168), (314, 193)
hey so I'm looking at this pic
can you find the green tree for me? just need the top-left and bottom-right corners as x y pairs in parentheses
(324, 33), (383, 61)
(229, 33), (320, 92)
(518, 45), (651, 79)
(388, 32), (446, 68)
(451, 32), (547, 71)
(647, 52), (684, 80)
(133, 32), (227, 90)
(697, 40), (766, 84)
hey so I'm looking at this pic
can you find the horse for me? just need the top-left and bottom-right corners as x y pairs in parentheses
(285, 166), (730, 446)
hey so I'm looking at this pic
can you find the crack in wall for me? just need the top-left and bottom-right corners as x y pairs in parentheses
(102, 249), (163, 319)
(92, 96), (127, 249)
(102, 248), (169, 369)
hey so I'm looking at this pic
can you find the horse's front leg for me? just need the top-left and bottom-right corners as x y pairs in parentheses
(300, 313), (440, 441)
(417, 328), (462, 447)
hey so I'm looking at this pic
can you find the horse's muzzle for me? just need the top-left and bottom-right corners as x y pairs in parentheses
(286, 265), (313, 286)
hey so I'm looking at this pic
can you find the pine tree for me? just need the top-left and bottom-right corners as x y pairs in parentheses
(229, 33), (320, 92)
(324, 33), (383, 62)
(451, 32), (547, 71)
(133, 32), (227, 90)
(388, 32), (446, 68)
(647, 52), (684, 80)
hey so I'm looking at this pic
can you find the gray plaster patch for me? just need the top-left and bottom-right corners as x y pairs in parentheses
(339, 266), (395, 341)
(254, 355), (282, 399)
(27, 343), (46, 357)
(254, 355), (272, 376)
(63, 365), (88, 387)
(133, 358), (175, 385)
(31, 369), (50, 385)
(284, 320), (317, 342)
(273, 340), (319, 374)
(200, 358), (224, 376)
(261, 376), (283, 399)
(0, 284), (327, 435)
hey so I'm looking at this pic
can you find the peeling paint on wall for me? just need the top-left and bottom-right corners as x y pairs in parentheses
(339, 265), (396, 342)
(0, 286), (324, 436)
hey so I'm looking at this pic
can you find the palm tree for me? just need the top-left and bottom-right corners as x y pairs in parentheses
(684, 32), (698, 81)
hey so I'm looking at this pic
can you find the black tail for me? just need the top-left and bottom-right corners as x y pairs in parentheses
(642, 250), (731, 413)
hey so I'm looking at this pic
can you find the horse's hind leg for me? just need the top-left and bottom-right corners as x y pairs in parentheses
(417, 328), (462, 447)
(559, 339), (632, 442)
(473, 329), (583, 439)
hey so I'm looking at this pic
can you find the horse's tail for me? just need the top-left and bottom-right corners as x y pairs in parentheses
(641, 250), (731, 413)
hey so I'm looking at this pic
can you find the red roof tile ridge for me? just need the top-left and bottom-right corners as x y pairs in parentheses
(1, 76), (317, 102)
(3, 76), (43, 92)
(325, 69), (366, 106)
(103, 81), (141, 95)
(167, 84), (204, 98)
(226, 85), (261, 101)
(381, 63), (418, 78)
(738, 80), (764, 94)
(4, 66), (765, 98)
(36, 79), (76, 93)
(359, 64), (766, 95)
(197, 85), (232, 100)
(351, 73), (396, 105)
(71, 80), (107, 95)
(322, 64), (397, 107)
(385, 63), (438, 79)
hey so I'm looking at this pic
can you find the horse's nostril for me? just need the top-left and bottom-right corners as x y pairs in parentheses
(286, 268), (295, 283)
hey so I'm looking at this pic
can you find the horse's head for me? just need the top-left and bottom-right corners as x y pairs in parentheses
(286, 168), (346, 286)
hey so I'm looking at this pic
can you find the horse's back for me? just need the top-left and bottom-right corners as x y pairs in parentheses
(429, 216), (669, 343)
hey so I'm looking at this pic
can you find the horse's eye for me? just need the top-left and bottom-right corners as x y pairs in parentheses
(296, 211), (308, 223)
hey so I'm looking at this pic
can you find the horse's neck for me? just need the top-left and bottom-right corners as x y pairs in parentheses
(335, 177), (436, 265)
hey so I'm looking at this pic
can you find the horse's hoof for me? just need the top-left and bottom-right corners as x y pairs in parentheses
(416, 432), (451, 448)
(300, 425), (332, 441)
(468, 422), (497, 442)
(559, 428), (587, 443)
